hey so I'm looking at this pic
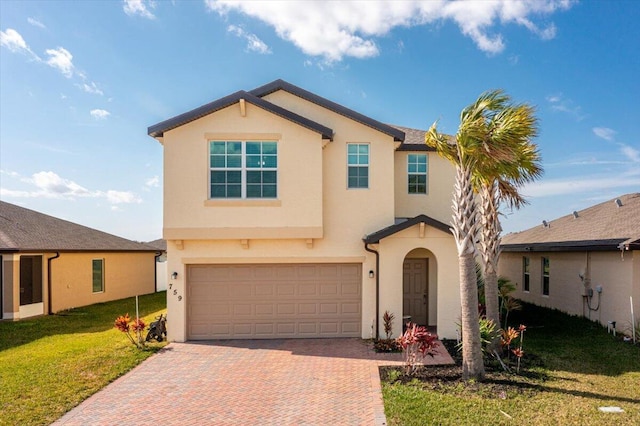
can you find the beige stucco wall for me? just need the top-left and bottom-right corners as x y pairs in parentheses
(376, 226), (460, 340)
(50, 252), (156, 313)
(498, 250), (640, 334)
(161, 90), (461, 342)
(393, 151), (456, 222)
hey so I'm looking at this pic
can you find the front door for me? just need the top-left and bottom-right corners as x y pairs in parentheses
(403, 258), (428, 326)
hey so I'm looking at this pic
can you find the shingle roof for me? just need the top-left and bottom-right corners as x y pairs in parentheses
(390, 125), (435, 151)
(250, 79), (405, 142)
(363, 214), (452, 244)
(146, 238), (167, 251)
(0, 201), (158, 252)
(501, 193), (640, 251)
(148, 90), (333, 140)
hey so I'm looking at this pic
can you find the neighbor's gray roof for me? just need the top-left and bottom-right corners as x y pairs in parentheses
(501, 193), (640, 252)
(0, 201), (158, 253)
(146, 238), (167, 251)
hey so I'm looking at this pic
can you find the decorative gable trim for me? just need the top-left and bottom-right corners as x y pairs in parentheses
(147, 90), (334, 140)
(363, 214), (451, 244)
(250, 79), (405, 142)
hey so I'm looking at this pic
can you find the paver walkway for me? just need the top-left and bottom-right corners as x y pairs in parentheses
(54, 338), (453, 426)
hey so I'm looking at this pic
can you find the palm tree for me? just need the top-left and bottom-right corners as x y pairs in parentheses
(473, 97), (541, 344)
(426, 90), (540, 380)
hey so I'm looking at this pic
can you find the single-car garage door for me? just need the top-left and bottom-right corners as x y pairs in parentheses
(187, 263), (362, 339)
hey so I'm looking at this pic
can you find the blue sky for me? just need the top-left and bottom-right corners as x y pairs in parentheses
(1, 0), (638, 242)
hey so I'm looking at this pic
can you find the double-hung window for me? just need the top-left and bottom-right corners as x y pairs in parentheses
(210, 141), (277, 199)
(541, 257), (550, 296)
(407, 154), (427, 194)
(347, 143), (369, 189)
(522, 256), (530, 292)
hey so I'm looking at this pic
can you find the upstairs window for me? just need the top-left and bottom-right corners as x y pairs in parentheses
(407, 154), (427, 194)
(541, 257), (550, 296)
(347, 143), (369, 189)
(522, 256), (530, 292)
(210, 141), (278, 199)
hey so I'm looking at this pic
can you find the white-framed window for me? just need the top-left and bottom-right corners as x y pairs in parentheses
(209, 140), (278, 199)
(347, 143), (369, 189)
(92, 259), (104, 293)
(522, 256), (530, 292)
(407, 154), (427, 194)
(541, 257), (550, 296)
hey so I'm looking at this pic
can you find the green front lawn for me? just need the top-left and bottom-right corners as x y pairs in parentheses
(0, 291), (167, 426)
(383, 303), (640, 425)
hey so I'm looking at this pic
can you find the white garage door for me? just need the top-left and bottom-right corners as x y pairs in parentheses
(187, 263), (362, 339)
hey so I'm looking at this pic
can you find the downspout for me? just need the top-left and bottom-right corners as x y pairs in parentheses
(47, 252), (60, 315)
(154, 252), (162, 293)
(364, 242), (380, 339)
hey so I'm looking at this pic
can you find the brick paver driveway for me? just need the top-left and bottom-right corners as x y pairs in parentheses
(54, 338), (453, 426)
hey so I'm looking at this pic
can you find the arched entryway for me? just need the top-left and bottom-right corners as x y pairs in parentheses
(403, 248), (437, 328)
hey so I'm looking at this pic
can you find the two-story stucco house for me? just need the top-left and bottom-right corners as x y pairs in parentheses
(148, 79), (461, 341)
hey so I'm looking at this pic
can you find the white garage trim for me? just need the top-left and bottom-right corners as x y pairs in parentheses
(187, 263), (362, 339)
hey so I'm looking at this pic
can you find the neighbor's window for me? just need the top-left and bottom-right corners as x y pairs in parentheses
(347, 143), (369, 189)
(92, 259), (104, 293)
(209, 141), (277, 199)
(541, 257), (549, 296)
(407, 154), (427, 194)
(522, 256), (530, 292)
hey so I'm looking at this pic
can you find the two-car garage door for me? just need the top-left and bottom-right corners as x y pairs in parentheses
(187, 263), (362, 339)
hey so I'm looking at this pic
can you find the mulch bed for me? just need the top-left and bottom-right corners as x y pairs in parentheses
(380, 339), (547, 399)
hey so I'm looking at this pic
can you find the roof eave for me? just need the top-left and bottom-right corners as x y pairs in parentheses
(363, 214), (451, 244)
(250, 79), (405, 142)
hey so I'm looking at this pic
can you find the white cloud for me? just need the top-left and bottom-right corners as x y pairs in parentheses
(103, 190), (142, 204)
(206, 0), (574, 61)
(523, 170), (640, 198)
(79, 82), (104, 95)
(227, 25), (271, 54)
(90, 109), (111, 119)
(123, 0), (156, 19)
(0, 28), (40, 60)
(592, 127), (616, 141)
(546, 93), (584, 120)
(0, 171), (142, 205)
(31, 171), (91, 197)
(45, 47), (75, 78)
(27, 17), (46, 29)
(619, 144), (640, 163)
(145, 176), (160, 188)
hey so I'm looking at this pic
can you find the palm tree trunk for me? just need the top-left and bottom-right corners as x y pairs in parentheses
(452, 164), (485, 381)
(479, 183), (501, 348)
(460, 252), (485, 380)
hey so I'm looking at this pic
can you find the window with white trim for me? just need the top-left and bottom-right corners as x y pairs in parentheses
(209, 141), (278, 199)
(407, 154), (427, 194)
(522, 256), (530, 292)
(347, 143), (369, 189)
(541, 257), (550, 296)
(92, 259), (104, 293)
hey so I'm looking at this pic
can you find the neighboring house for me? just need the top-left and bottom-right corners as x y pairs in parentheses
(498, 193), (640, 334)
(0, 201), (158, 320)
(147, 238), (168, 291)
(148, 79), (460, 342)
